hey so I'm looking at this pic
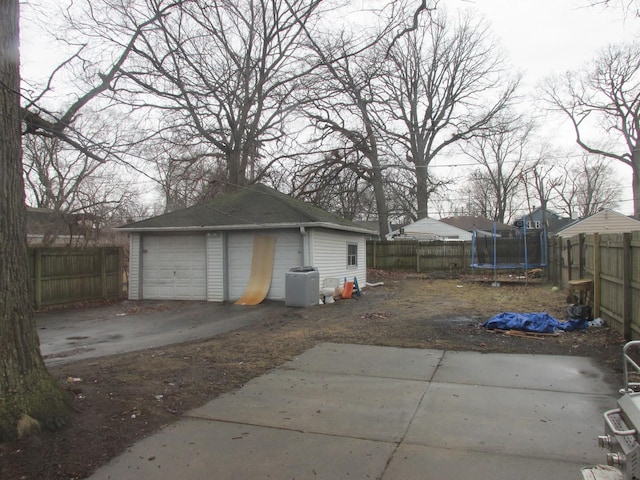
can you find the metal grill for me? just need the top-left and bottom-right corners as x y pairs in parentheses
(582, 341), (640, 480)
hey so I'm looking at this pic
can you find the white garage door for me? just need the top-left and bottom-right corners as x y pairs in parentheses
(228, 231), (302, 301)
(141, 234), (207, 300)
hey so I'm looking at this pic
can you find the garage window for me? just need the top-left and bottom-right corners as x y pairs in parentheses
(347, 243), (358, 267)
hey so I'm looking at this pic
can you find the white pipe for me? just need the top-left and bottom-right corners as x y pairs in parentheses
(299, 226), (308, 266)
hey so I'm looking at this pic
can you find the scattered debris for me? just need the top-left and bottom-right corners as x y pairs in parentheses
(360, 312), (389, 320)
(497, 329), (560, 339)
(527, 268), (543, 278)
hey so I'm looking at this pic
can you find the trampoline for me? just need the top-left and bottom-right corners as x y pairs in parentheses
(471, 220), (548, 284)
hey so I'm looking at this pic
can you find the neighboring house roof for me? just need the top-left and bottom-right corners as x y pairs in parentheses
(354, 220), (404, 239)
(387, 217), (472, 241)
(27, 207), (66, 235)
(524, 207), (573, 234)
(26, 207), (93, 242)
(439, 216), (515, 233)
(556, 209), (640, 238)
(118, 183), (375, 234)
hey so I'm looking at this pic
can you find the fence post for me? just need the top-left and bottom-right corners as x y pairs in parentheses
(566, 238), (572, 282)
(553, 235), (563, 287)
(554, 236), (561, 284)
(593, 233), (601, 318)
(624, 233), (632, 340)
(373, 241), (377, 269)
(579, 234), (586, 278)
(548, 236), (556, 283)
(118, 247), (124, 299)
(100, 248), (108, 299)
(462, 242), (466, 273)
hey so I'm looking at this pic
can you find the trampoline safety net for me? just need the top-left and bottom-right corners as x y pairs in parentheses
(471, 224), (548, 270)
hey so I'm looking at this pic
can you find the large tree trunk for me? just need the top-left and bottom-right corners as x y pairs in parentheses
(415, 162), (429, 219)
(0, 0), (71, 442)
(370, 168), (389, 239)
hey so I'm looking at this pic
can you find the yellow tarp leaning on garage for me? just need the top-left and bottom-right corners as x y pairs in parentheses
(235, 234), (276, 305)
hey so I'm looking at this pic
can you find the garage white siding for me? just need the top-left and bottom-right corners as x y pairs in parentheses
(141, 233), (207, 300)
(128, 233), (141, 300)
(270, 230), (304, 300)
(309, 229), (367, 288)
(206, 233), (224, 301)
(228, 230), (302, 301)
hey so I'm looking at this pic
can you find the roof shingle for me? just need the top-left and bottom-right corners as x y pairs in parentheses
(119, 184), (372, 233)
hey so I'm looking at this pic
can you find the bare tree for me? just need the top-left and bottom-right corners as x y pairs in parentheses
(21, 2), (174, 164)
(380, 10), (519, 219)
(23, 133), (141, 245)
(72, 0), (326, 196)
(522, 154), (564, 230)
(147, 142), (228, 213)
(385, 166), (450, 221)
(553, 154), (621, 218)
(293, 0), (444, 235)
(465, 170), (500, 219)
(294, 150), (377, 221)
(459, 114), (533, 223)
(540, 41), (640, 218)
(298, 39), (394, 236)
(584, 0), (640, 16)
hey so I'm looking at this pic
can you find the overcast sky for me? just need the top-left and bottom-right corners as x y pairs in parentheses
(444, 0), (638, 215)
(458, 0), (636, 83)
(19, 0), (640, 215)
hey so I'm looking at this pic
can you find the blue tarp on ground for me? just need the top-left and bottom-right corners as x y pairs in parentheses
(483, 312), (587, 333)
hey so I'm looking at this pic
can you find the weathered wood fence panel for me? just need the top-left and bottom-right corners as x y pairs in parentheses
(28, 247), (124, 309)
(552, 232), (640, 340)
(367, 240), (471, 273)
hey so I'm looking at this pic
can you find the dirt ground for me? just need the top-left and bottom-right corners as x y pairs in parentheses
(0, 271), (627, 480)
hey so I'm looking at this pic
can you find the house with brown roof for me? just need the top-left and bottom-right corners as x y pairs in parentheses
(26, 207), (94, 246)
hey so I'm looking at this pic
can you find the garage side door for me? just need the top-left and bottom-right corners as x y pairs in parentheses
(141, 234), (207, 300)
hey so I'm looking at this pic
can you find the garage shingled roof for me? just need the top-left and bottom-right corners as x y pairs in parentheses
(118, 183), (372, 233)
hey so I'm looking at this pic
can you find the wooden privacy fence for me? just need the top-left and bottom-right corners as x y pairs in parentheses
(28, 246), (125, 309)
(550, 232), (640, 340)
(367, 240), (471, 273)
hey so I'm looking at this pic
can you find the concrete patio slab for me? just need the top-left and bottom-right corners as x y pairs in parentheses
(189, 368), (428, 442)
(432, 350), (616, 394)
(405, 381), (614, 464)
(283, 342), (444, 380)
(383, 444), (589, 480)
(88, 343), (619, 480)
(88, 418), (396, 480)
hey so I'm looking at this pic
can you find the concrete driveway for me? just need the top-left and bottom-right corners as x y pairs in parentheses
(36, 300), (291, 365)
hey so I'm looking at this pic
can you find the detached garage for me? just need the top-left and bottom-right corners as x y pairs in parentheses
(119, 184), (373, 303)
